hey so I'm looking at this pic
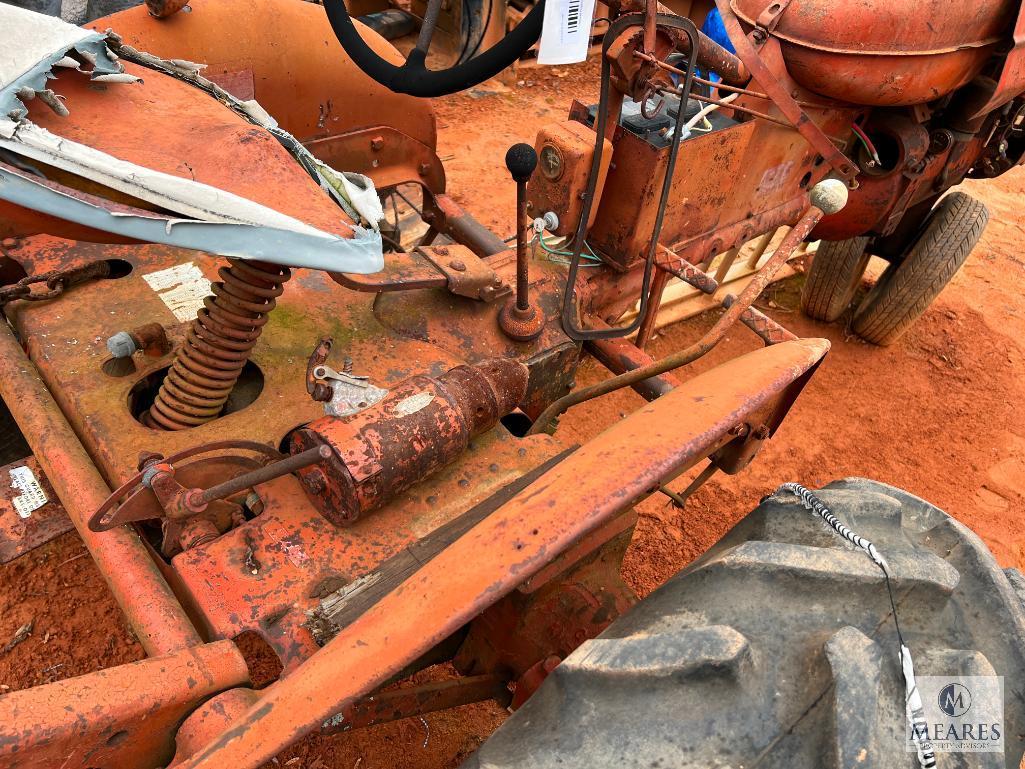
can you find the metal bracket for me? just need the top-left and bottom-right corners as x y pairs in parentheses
(315, 364), (390, 417)
(417, 244), (512, 302)
(754, 0), (794, 35)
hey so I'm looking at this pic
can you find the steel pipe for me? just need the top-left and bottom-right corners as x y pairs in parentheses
(0, 320), (200, 655)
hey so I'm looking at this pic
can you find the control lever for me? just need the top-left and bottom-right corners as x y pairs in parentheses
(498, 143), (546, 342)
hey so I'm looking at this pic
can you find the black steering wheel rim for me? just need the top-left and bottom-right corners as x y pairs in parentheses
(324, 0), (546, 97)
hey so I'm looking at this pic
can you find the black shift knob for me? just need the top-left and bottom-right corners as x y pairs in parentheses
(505, 143), (538, 183)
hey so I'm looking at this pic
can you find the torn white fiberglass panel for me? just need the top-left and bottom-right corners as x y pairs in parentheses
(0, 165), (385, 270)
(0, 5), (385, 274)
(0, 4), (137, 124)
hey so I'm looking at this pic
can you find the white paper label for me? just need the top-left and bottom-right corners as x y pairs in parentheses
(142, 262), (213, 323)
(393, 391), (434, 417)
(538, 0), (596, 65)
(9, 466), (47, 519)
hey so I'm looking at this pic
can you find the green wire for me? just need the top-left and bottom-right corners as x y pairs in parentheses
(538, 232), (603, 266)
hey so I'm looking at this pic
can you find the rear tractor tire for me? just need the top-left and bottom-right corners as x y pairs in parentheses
(464, 478), (1025, 769)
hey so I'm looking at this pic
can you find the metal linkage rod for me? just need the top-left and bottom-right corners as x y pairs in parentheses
(529, 183), (845, 434)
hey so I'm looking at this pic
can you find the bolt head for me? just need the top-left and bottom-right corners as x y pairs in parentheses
(106, 330), (138, 359)
(370, 135), (384, 151)
(418, 162), (431, 176)
(449, 259), (466, 272)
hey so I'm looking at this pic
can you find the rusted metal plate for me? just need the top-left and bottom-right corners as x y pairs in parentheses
(169, 429), (562, 672)
(0, 456), (73, 564)
(3, 234), (569, 671)
(586, 115), (832, 271)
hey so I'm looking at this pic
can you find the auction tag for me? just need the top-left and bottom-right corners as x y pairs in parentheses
(538, 0), (596, 65)
(9, 466), (47, 519)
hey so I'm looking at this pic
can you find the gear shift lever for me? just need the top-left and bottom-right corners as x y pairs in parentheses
(499, 143), (545, 342)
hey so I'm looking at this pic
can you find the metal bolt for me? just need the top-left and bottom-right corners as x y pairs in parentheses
(342, 356), (354, 375)
(370, 135), (384, 151)
(492, 275), (504, 286)
(754, 425), (770, 440)
(418, 162), (431, 176)
(751, 28), (767, 42)
(435, 246), (449, 256)
(449, 259), (466, 272)
(106, 331), (138, 359)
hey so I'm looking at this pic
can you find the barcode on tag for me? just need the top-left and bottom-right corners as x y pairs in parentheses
(9, 466), (47, 519)
(566, 0), (581, 33)
(538, 0), (596, 65)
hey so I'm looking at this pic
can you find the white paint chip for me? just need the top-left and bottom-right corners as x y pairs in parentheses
(9, 466), (47, 519)
(142, 262), (212, 322)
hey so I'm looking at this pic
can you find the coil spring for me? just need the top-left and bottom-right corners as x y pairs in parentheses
(145, 259), (291, 430)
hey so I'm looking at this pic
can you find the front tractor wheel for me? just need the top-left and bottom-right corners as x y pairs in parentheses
(462, 479), (1025, 768)
(801, 235), (871, 322)
(852, 192), (989, 345)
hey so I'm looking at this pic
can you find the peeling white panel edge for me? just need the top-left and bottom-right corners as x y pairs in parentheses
(110, 41), (383, 230)
(0, 8), (384, 270)
(0, 122), (352, 238)
(0, 166), (385, 273)
(0, 5), (135, 123)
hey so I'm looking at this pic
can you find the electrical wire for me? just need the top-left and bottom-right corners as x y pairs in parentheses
(684, 91), (738, 130)
(851, 122), (882, 166)
(538, 232), (603, 266)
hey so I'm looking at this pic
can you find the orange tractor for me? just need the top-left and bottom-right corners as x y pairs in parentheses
(0, 0), (1022, 767)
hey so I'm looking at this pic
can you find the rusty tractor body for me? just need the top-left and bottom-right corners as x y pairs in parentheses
(0, 0), (1022, 766)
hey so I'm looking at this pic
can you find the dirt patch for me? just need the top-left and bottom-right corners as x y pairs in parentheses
(2, 59), (1024, 769)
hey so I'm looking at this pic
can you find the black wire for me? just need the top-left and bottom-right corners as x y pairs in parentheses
(560, 13), (700, 341)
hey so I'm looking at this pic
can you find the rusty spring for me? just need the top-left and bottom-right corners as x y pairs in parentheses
(145, 259), (291, 430)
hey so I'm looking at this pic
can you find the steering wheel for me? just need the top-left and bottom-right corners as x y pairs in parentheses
(324, 0), (546, 97)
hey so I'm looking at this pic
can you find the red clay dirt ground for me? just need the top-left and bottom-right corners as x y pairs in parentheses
(1, 60), (1024, 769)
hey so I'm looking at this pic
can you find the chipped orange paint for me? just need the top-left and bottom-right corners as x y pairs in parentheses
(0, 640), (249, 769)
(176, 338), (829, 769)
